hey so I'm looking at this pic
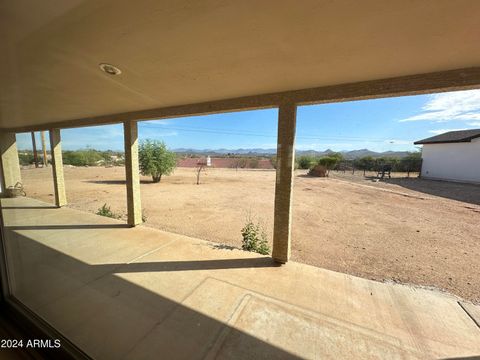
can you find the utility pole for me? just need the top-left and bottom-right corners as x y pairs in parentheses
(41, 131), (48, 167)
(31, 132), (39, 168)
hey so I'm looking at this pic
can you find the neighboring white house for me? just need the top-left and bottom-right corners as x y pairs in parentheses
(414, 129), (480, 184)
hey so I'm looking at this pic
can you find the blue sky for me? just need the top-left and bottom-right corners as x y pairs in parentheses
(16, 89), (480, 152)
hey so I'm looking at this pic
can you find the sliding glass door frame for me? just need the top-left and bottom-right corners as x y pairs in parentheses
(0, 199), (91, 360)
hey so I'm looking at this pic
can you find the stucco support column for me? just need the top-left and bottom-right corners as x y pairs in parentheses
(272, 101), (297, 263)
(41, 131), (48, 167)
(124, 121), (142, 226)
(0, 132), (21, 192)
(49, 129), (67, 207)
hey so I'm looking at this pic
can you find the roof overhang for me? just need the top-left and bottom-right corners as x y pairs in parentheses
(414, 139), (474, 145)
(414, 129), (480, 144)
(2, 0), (480, 131)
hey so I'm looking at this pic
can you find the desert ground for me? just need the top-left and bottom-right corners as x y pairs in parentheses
(18, 166), (480, 303)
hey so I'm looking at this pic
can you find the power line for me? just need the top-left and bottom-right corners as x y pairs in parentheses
(140, 123), (406, 143)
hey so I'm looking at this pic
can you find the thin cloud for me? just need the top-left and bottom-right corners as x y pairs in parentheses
(142, 120), (171, 126)
(400, 90), (480, 123)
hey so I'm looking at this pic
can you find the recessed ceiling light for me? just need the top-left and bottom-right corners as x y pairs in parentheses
(99, 63), (122, 75)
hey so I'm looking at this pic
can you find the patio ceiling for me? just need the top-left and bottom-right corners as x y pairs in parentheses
(1, 0), (480, 129)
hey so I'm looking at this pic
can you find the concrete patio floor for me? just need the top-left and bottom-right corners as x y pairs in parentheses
(1, 197), (479, 359)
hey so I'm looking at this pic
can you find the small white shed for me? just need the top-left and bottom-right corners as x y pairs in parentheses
(415, 129), (480, 184)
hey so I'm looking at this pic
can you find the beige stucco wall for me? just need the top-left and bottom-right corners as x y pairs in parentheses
(0, 132), (21, 192)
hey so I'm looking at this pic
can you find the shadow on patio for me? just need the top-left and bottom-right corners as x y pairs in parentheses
(1, 197), (479, 359)
(5, 232), (301, 359)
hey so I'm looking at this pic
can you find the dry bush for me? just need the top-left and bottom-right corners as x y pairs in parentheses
(308, 165), (327, 177)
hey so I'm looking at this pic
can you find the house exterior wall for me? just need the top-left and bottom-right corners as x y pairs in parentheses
(421, 138), (480, 183)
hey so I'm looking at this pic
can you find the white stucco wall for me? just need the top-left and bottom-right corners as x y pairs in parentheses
(420, 138), (480, 183)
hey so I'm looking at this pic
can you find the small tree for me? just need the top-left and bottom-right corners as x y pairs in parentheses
(399, 152), (422, 177)
(355, 156), (376, 176)
(139, 140), (177, 183)
(196, 158), (208, 185)
(329, 152), (345, 162)
(317, 156), (338, 176)
(238, 158), (248, 168)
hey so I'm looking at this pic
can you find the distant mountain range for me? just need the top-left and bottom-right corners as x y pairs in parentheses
(173, 148), (411, 159)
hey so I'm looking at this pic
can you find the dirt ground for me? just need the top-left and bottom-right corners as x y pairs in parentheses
(19, 166), (480, 303)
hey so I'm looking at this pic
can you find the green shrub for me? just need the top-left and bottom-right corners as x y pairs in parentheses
(96, 203), (121, 219)
(63, 149), (104, 166)
(297, 155), (316, 169)
(139, 140), (177, 183)
(318, 156), (338, 168)
(18, 153), (35, 166)
(241, 218), (270, 255)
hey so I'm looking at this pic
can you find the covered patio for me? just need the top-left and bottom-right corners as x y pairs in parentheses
(2, 0), (480, 358)
(1, 196), (479, 359)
